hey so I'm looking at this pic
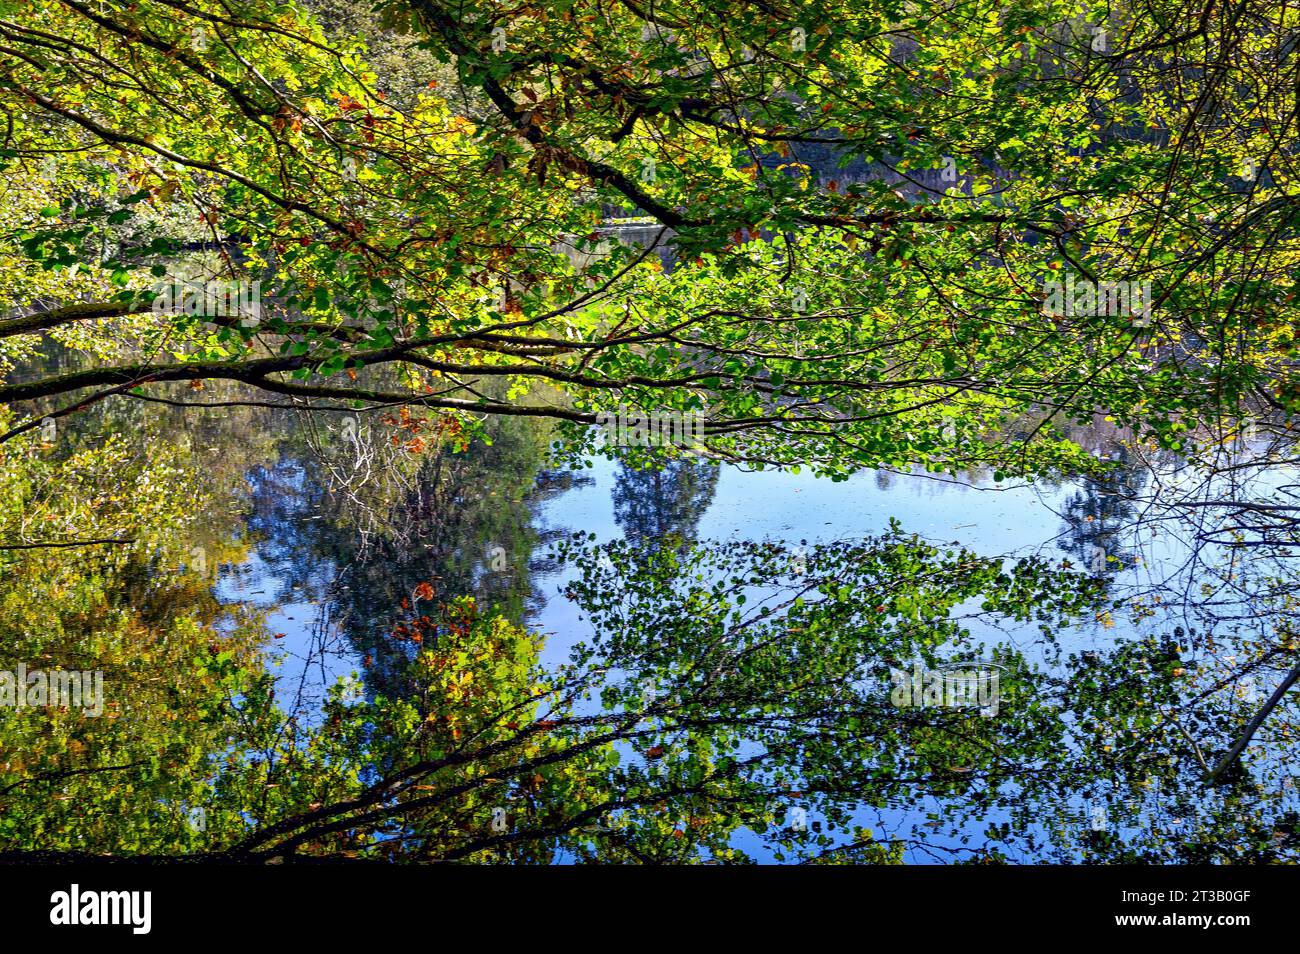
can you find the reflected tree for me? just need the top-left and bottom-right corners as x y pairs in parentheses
(1058, 446), (1147, 577)
(612, 458), (719, 551)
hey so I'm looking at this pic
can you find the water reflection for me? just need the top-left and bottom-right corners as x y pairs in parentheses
(1057, 445), (1147, 577)
(2, 379), (1299, 863)
(612, 458), (719, 550)
(231, 404), (589, 704)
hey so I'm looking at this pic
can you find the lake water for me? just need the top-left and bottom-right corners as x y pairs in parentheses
(5, 342), (1299, 862)
(190, 403), (1300, 863)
